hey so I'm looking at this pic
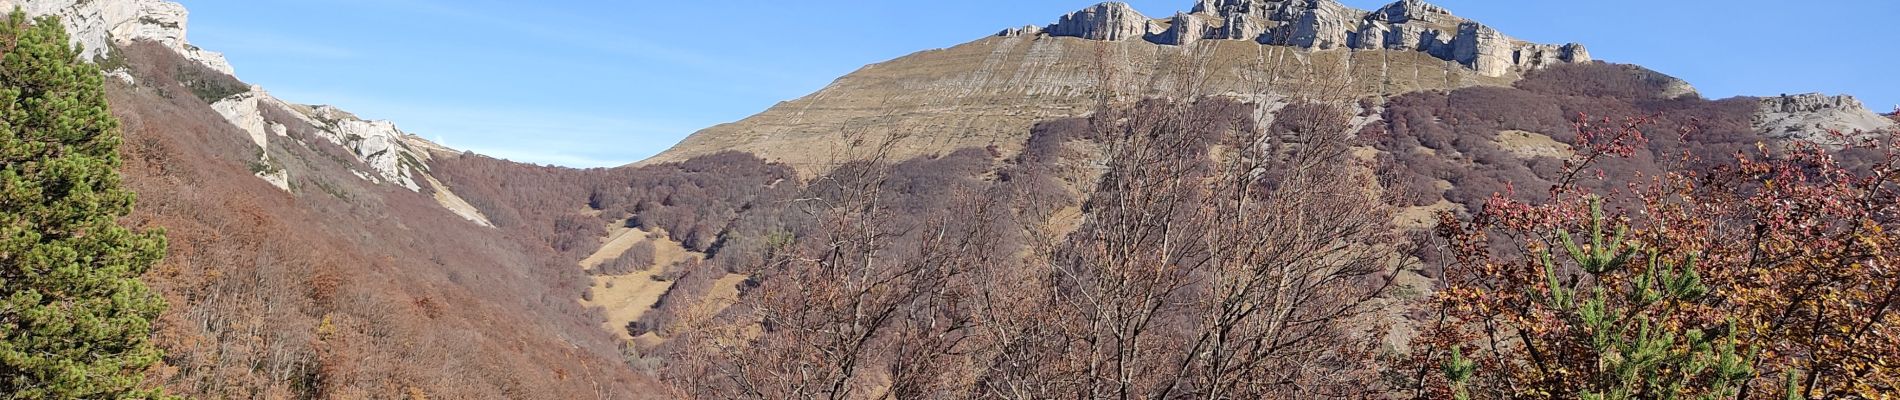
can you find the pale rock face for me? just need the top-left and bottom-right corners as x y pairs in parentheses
(1514, 43), (1589, 71)
(1192, 0), (1222, 13)
(1371, 0), (1453, 24)
(0, 0), (233, 75)
(106, 68), (136, 84)
(209, 87), (294, 191)
(209, 87), (428, 192)
(1452, 22), (1512, 77)
(1383, 24), (1440, 53)
(256, 164), (290, 191)
(1275, 0), (1361, 49)
(1031, 0), (1589, 77)
(1352, 22), (1387, 50)
(997, 25), (1043, 37)
(1213, 13), (1267, 41)
(1154, 12), (1208, 45)
(1754, 93), (1899, 145)
(211, 87), (271, 149)
(0, 0), (126, 60)
(1047, 2), (1152, 41)
(309, 106), (424, 191)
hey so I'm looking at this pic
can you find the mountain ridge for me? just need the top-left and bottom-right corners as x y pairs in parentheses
(639, 0), (1570, 173)
(1030, 0), (1590, 77)
(641, 0), (1895, 173)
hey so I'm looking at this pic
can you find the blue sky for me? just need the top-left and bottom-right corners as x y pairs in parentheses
(180, 0), (1898, 168)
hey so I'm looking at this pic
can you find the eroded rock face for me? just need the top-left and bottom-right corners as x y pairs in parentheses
(1155, 12), (1208, 45)
(1047, 2), (1152, 41)
(209, 87), (438, 192)
(9, 0), (494, 224)
(1451, 23), (1513, 77)
(1754, 94), (1898, 144)
(1030, 0), (1589, 77)
(1371, 0), (1455, 25)
(0, 0), (233, 74)
(997, 25), (1043, 37)
(1270, 0), (1358, 49)
(312, 106), (427, 191)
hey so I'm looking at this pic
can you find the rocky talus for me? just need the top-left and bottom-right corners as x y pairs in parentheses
(1754, 93), (1898, 145)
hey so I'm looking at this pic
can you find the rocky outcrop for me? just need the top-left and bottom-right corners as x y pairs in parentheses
(1026, 0), (1588, 77)
(203, 86), (493, 225)
(1451, 23), (1513, 77)
(1371, 0), (1455, 25)
(1046, 2), (1152, 41)
(1212, 13), (1267, 41)
(310, 106), (428, 191)
(1761, 93), (1871, 115)
(211, 87), (274, 150)
(1753, 93), (1898, 145)
(209, 86), (441, 192)
(2, 0), (493, 224)
(997, 25), (1043, 37)
(1154, 12), (1208, 46)
(1272, 0), (1358, 50)
(0, 0), (233, 74)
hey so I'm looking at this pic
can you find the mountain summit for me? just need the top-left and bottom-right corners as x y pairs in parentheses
(642, 0), (1588, 172)
(1030, 0), (1589, 77)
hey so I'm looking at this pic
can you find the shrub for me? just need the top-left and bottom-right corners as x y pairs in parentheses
(593, 240), (657, 276)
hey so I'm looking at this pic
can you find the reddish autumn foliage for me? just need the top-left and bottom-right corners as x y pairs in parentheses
(110, 41), (657, 398)
(1409, 111), (1900, 398)
(1371, 63), (1760, 213)
(649, 98), (1407, 399)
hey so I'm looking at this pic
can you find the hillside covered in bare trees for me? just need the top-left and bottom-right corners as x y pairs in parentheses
(3, 0), (1895, 398)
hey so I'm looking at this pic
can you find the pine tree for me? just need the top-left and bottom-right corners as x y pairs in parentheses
(0, 11), (172, 399)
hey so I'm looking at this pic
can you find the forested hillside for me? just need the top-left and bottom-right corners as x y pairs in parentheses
(2, 0), (1894, 398)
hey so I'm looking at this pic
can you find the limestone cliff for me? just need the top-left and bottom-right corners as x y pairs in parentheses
(0, 0), (232, 74)
(1017, 0), (1590, 78)
(1047, 2), (1154, 41)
